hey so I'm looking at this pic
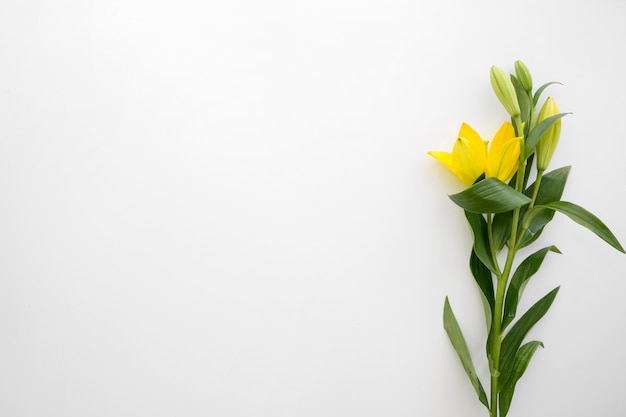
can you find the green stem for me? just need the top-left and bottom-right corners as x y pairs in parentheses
(489, 115), (526, 417)
(529, 169), (544, 209)
(514, 169), (544, 249)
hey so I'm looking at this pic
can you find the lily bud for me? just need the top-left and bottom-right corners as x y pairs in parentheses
(535, 97), (561, 170)
(514, 60), (533, 92)
(490, 66), (521, 118)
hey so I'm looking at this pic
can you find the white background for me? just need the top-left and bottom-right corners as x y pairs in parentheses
(1, 1), (625, 416)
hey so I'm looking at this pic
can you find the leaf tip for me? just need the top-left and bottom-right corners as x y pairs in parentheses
(549, 245), (562, 255)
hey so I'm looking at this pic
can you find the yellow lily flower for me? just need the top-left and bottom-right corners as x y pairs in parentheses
(428, 123), (487, 186)
(429, 122), (521, 186)
(485, 121), (521, 182)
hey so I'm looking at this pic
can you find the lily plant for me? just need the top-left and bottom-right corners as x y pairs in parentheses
(428, 60), (624, 417)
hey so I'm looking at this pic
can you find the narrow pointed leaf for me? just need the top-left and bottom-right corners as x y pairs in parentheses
(443, 297), (490, 408)
(539, 201), (625, 253)
(524, 113), (570, 155)
(450, 178), (531, 214)
(493, 155), (536, 251)
(533, 81), (562, 106)
(499, 341), (544, 417)
(492, 211), (513, 251)
(470, 249), (495, 331)
(502, 246), (561, 329)
(518, 166), (571, 248)
(465, 211), (498, 274)
(511, 75), (531, 124)
(500, 287), (559, 386)
(521, 152), (535, 193)
(529, 166), (571, 204)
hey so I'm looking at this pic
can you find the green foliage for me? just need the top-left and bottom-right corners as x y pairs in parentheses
(510, 75), (531, 125)
(524, 112), (570, 156)
(443, 297), (490, 409)
(499, 341), (544, 417)
(538, 201), (625, 253)
(450, 178), (531, 214)
(502, 246), (560, 329)
(518, 166), (571, 248)
(533, 81), (562, 106)
(500, 287), (560, 388)
(465, 211), (498, 274)
(470, 249), (495, 331)
(491, 211), (513, 251)
(493, 155), (536, 251)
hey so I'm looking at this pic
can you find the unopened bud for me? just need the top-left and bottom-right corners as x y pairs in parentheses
(490, 66), (521, 118)
(514, 60), (533, 92)
(535, 97), (561, 170)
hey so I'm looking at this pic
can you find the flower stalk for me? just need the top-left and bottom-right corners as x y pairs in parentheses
(489, 128), (525, 417)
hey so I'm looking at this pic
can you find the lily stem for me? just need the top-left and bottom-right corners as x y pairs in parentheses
(529, 169), (544, 209)
(513, 169), (544, 249)
(489, 116), (526, 417)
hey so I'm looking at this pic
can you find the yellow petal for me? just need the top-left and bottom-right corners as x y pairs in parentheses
(485, 122), (521, 181)
(428, 150), (454, 171)
(491, 121), (516, 146)
(453, 124), (487, 185)
(459, 122), (483, 144)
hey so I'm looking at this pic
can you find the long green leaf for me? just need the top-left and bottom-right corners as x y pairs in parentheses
(492, 211), (513, 252)
(499, 341), (544, 417)
(539, 201), (625, 253)
(470, 249), (495, 331)
(443, 297), (490, 408)
(530, 166), (571, 204)
(510, 74), (531, 125)
(465, 211), (499, 274)
(450, 178), (531, 214)
(500, 287), (559, 386)
(521, 152), (535, 195)
(518, 166), (571, 248)
(533, 81), (562, 106)
(524, 113), (570, 155)
(502, 246), (561, 329)
(493, 155), (536, 251)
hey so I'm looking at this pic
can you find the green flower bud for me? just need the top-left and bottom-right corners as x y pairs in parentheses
(514, 60), (533, 92)
(535, 97), (561, 170)
(490, 65), (521, 118)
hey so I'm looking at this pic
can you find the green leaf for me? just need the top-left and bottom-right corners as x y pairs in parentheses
(492, 211), (513, 251)
(524, 113), (570, 155)
(518, 166), (571, 248)
(521, 152), (535, 191)
(538, 201), (625, 253)
(502, 246), (561, 329)
(470, 249), (495, 331)
(511, 74), (531, 125)
(519, 207), (550, 248)
(443, 297), (490, 409)
(531, 166), (571, 204)
(450, 178), (531, 214)
(494, 155), (536, 251)
(500, 287), (559, 386)
(499, 341), (544, 417)
(465, 212), (498, 274)
(533, 81), (562, 106)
